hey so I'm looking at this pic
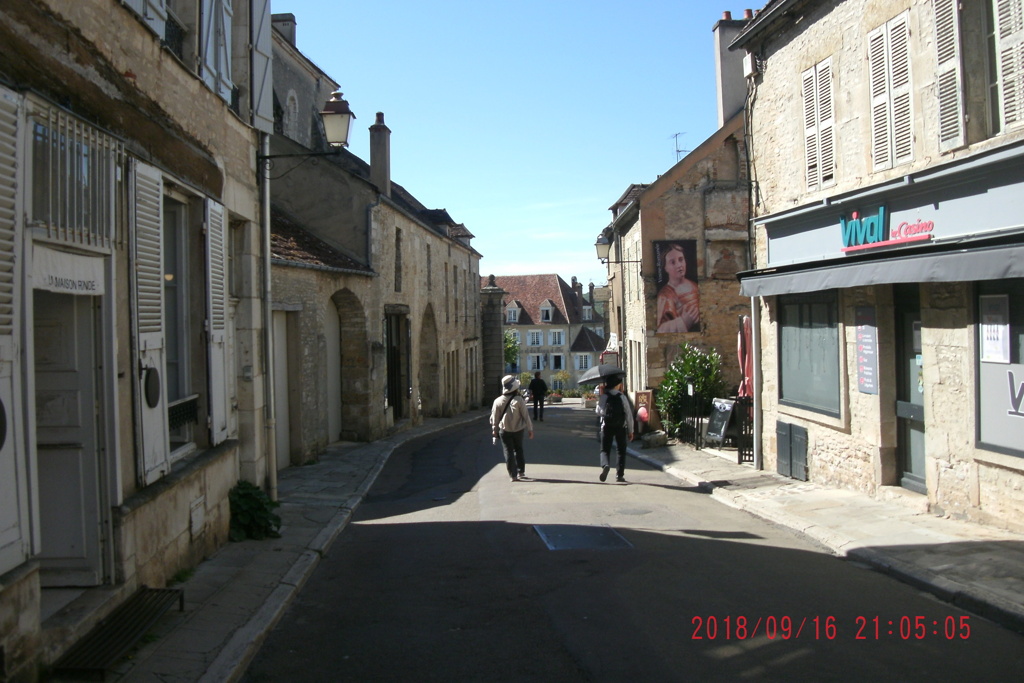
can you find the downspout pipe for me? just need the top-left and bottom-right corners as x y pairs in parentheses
(261, 133), (278, 500)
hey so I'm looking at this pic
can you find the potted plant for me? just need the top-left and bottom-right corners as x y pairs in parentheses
(549, 391), (563, 403)
(582, 391), (597, 409)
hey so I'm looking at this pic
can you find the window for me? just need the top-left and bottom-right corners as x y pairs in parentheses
(510, 330), (520, 345)
(977, 280), (1024, 456)
(528, 330), (542, 346)
(778, 291), (841, 416)
(803, 58), (835, 190)
(164, 197), (195, 455)
(506, 307), (518, 323)
(395, 229), (402, 292)
(868, 11), (913, 170)
(549, 330), (564, 346)
(551, 354), (564, 370)
(583, 306), (593, 321)
(541, 305), (552, 322)
(529, 354), (543, 371)
(577, 354), (591, 371)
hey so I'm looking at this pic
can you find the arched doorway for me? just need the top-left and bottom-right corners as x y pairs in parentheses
(418, 305), (440, 417)
(331, 289), (369, 441)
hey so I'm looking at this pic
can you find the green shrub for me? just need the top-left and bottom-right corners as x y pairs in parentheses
(656, 343), (726, 436)
(229, 481), (281, 541)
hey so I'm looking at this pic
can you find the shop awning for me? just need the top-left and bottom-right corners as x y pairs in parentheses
(739, 241), (1024, 297)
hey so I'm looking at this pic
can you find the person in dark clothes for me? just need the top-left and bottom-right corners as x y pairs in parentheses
(528, 371), (548, 421)
(596, 375), (634, 483)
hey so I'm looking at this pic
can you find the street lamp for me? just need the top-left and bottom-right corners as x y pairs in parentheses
(258, 92), (355, 163)
(594, 233), (641, 264)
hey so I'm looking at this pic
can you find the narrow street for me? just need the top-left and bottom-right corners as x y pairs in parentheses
(243, 407), (1024, 682)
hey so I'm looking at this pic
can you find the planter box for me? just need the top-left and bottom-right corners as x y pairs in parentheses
(583, 399), (597, 409)
(549, 396), (562, 404)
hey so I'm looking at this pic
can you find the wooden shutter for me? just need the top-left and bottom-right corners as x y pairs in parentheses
(0, 86), (27, 573)
(933, 0), (965, 150)
(216, 0), (234, 103)
(889, 13), (914, 165)
(868, 25), (891, 170)
(803, 66), (820, 190)
(817, 58), (835, 186)
(200, 0), (219, 94)
(132, 161), (169, 485)
(206, 200), (229, 445)
(251, 0), (274, 133)
(997, 0), (1024, 129)
(124, 0), (167, 37)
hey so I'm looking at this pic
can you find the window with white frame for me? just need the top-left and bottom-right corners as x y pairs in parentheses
(529, 354), (543, 371)
(506, 306), (518, 323)
(583, 306), (593, 321)
(541, 305), (552, 322)
(803, 57), (835, 190)
(577, 354), (591, 371)
(549, 330), (564, 346)
(528, 330), (542, 346)
(868, 11), (913, 170)
(551, 354), (564, 370)
(511, 330), (520, 345)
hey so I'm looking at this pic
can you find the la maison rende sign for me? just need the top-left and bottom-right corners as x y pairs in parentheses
(840, 207), (934, 253)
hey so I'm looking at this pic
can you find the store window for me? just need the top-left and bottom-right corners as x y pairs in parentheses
(977, 279), (1024, 456)
(778, 291), (841, 416)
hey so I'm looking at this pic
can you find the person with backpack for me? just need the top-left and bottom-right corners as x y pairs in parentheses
(490, 374), (534, 482)
(596, 375), (634, 483)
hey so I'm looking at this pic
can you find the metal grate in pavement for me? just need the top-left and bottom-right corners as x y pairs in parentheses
(533, 524), (633, 550)
(53, 586), (183, 679)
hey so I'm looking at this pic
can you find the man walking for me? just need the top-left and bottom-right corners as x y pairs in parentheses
(528, 371), (548, 421)
(596, 375), (634, 483)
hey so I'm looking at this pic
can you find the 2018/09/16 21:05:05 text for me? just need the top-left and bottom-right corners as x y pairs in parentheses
(690, 615), (972, 641)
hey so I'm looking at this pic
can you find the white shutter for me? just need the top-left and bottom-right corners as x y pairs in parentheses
(933, 0), (965, 150)
(889, 13), (914, 165)
(251, 0), (274, 133)
(817, 59), (835, 186)
(997, 0), (1024, 129)
(216, 0), (234, 103)
(803, 66), (820, 190)
(206, 200), (229, 445)
(124, 0), (166, 37)
(200, 0), (219, 94)
(133, 161), (169, 485)
(0, 86), (27, 573)
(868, 25), (892, 170)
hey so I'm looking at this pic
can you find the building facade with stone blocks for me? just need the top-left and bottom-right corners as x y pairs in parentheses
(598, 112), (752, 400)
(735, 0), (1024, 531)
(488, 274), (606, 390)
(0, 0), (276, 678)
(268, 15), (483, 463)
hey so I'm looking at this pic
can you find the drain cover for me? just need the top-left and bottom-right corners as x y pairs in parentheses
(533, 524), (633, 550)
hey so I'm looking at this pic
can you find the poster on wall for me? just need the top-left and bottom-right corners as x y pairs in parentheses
(653, 240), (700, 334)
(980, 295), (1010, 363)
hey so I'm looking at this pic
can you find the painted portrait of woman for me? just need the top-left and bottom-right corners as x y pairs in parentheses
(655, 240), (700, 334)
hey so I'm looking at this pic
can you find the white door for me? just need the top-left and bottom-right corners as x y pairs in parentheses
(34, 290), (102, 586)
(272, 310), (290, 471)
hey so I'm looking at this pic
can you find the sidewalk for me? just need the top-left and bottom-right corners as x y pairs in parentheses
(97, 407), (1023, 682)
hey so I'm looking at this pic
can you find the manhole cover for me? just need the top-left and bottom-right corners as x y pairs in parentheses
(533, 524), (633, 550)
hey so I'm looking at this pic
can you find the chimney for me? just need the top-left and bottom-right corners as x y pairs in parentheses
(271, 13), (297, 46)
(713, 10), (751, 127)
(370, 112), (391, 198)
(588, 281), (595, 306)
(572, 276), (583, 315)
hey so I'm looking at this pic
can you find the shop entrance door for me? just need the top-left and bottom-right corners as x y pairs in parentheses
(895, 285), (926, 494)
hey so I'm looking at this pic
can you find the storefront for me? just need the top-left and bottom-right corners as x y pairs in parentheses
(739, 140), (1024, 528)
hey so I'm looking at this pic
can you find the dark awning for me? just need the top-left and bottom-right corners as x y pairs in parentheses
(739, 240), (1024, 297)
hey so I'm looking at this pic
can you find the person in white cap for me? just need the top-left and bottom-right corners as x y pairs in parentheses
(490, 375), (534, 481)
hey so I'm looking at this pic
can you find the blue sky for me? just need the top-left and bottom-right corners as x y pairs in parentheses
(271, 0), (731, 288)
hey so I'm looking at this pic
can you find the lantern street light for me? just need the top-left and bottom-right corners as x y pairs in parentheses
(594, 232), (641, 264)
(258, 92), (355, 164)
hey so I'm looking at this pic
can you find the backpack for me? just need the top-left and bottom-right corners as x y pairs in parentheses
(603, 392), (628, 430)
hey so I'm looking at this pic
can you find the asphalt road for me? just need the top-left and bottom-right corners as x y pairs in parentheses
(242, 406), (1024, 682)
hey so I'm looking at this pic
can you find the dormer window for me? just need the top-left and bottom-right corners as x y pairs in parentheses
(583, 306), (593, 321)
(506, 306), (519, 323)
(541, 305), (552, 322)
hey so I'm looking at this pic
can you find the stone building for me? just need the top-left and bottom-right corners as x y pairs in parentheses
(267, 14), (483, 464)
(489, 275), (606, 389)
(0, 0), (274, 678)
(597, 13), (752, 397)
(734, 0), (1024, 531)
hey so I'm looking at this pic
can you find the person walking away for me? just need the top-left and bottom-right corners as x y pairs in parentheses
(491, 375), (535, 481)
(596, 375), (634, 483)
(528, 371), (548, 421)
